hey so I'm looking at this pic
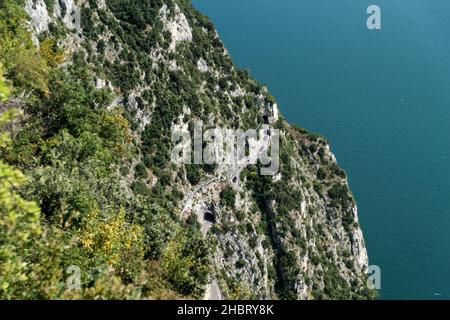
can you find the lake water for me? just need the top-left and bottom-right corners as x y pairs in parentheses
(192, 0), (450, 299)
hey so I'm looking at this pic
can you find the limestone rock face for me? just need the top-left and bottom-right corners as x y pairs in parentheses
(54, 0), (81, 30)
(197, 58), (209, 73)
(350, 207), (369, 271)
(24, 0), (50, 37)
(160, 4), (193, 51)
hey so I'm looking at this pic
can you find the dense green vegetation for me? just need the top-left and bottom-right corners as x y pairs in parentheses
(220, 186), (236, 209)
(0, 0), (210, 299)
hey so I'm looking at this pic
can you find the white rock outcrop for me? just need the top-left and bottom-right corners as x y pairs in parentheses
(197, 58), (209, 73)
(24, 0), (50, 34)
(160, 4), (193, 52)
(54, 0), (81, 30)
(350, 207), (369, 271)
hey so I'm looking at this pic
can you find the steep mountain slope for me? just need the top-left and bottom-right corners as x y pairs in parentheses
(0, 0), (373, 299)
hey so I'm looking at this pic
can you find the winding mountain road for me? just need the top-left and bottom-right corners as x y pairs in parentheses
(179, 125), (273, 300)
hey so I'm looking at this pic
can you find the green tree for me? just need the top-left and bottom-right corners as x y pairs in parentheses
(0, 0), (49, 94)
(0, 110), (60, 299)
(0, 65), (10, 101)
(161, 228), (211, 298)
(220, 186), (236, 209)
(0, 151), (40, 297)
(77, 207), (145, 278)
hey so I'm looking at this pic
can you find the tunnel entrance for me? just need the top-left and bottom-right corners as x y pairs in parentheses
(204, 211), (216, 224)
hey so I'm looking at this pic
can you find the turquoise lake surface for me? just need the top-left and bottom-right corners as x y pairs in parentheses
(192, 0), (450, 299)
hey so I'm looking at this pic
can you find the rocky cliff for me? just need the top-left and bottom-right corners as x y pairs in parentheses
(18, 0), (371, 299)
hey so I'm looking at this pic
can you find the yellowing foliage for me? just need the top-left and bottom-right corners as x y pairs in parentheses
(40, 38), (65, 66)
(78, 208), (144, 268)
